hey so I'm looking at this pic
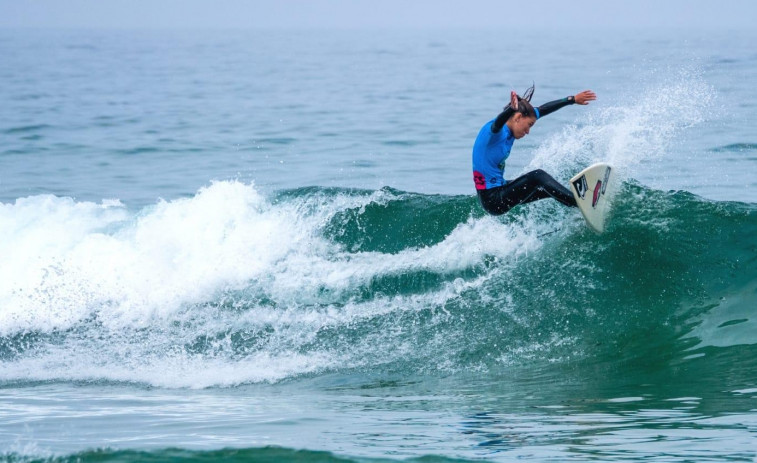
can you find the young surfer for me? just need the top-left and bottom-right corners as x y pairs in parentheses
(472, 85), (596, 215)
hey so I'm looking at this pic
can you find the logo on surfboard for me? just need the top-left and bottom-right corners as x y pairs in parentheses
(572, 175), (588, 199)
(591, 166), (612, 208)
(602, 166), (611, 194)
(574, 166), (612, 209)
(592, 180), (603, 208)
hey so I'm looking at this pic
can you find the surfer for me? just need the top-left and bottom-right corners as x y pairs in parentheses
(472, 85), (596, 215)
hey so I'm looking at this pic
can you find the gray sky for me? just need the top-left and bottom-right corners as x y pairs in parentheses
(1, 0), (755, 29)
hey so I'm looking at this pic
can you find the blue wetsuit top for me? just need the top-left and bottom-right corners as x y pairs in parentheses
(472, 96), (575, 191)
(472, 121), (515, 190)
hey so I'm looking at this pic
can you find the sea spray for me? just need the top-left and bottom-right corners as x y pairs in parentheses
(526, 67), (715, 182)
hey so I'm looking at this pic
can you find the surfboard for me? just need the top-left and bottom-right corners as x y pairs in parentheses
(569, 163), (614, 233)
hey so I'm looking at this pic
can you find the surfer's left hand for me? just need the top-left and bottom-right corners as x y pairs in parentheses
(574, 90), (597, 105)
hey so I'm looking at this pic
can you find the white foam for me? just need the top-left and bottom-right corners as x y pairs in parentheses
(0, 268), (499, 388)
(3, 184), (245, 331)
(1, 195), (130, 333)
(1, 181), (547, 387)
(260, 213), (542, 306)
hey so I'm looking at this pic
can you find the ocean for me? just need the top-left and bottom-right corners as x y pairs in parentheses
(1, 27), (757, 462)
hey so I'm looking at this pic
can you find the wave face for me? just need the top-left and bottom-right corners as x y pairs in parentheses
(2, 178), (756, 389)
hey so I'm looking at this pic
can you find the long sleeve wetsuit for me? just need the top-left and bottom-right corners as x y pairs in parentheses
(472, 96), (578, 215)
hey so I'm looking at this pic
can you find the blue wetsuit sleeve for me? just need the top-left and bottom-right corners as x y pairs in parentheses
(536, 96), (575, 119)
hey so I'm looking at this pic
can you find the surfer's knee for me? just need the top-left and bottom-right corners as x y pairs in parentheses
(529, 169), (549, 181)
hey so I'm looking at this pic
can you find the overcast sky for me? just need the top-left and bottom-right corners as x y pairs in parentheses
(1, 0), (755, 30)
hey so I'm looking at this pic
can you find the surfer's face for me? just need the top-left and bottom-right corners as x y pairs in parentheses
(510, 114), (536, 139)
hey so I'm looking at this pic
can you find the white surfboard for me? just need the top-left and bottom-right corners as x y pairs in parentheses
(570, 163), (613, 233)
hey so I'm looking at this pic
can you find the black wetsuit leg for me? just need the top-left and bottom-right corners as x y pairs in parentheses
(477, 169), (577, 216)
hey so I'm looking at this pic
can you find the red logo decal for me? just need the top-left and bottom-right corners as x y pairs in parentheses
(592, 180), (602, 208)
(473, 171), (486, 190)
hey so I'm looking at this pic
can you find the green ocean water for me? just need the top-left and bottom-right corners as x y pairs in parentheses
(2, 28), (757, 461)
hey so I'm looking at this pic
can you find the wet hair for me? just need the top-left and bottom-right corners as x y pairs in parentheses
(507, 84), (537, 120)
(492, 84), (537, 133)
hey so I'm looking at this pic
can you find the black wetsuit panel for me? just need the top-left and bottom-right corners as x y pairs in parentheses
(477, 169), (577, 216)
(536, 96), (575, 118)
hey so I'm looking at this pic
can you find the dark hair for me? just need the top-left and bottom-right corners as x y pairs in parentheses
(507, 84), (537, 120)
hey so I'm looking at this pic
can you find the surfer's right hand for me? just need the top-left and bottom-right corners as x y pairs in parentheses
(510, 91), (519, 110)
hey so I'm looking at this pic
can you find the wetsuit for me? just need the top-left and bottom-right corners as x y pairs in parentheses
(472, 96), (578, 215)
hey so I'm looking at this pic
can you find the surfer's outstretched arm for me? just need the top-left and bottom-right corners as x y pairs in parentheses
(536, 90), (596, 118)
(493, 89), (595, 132)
